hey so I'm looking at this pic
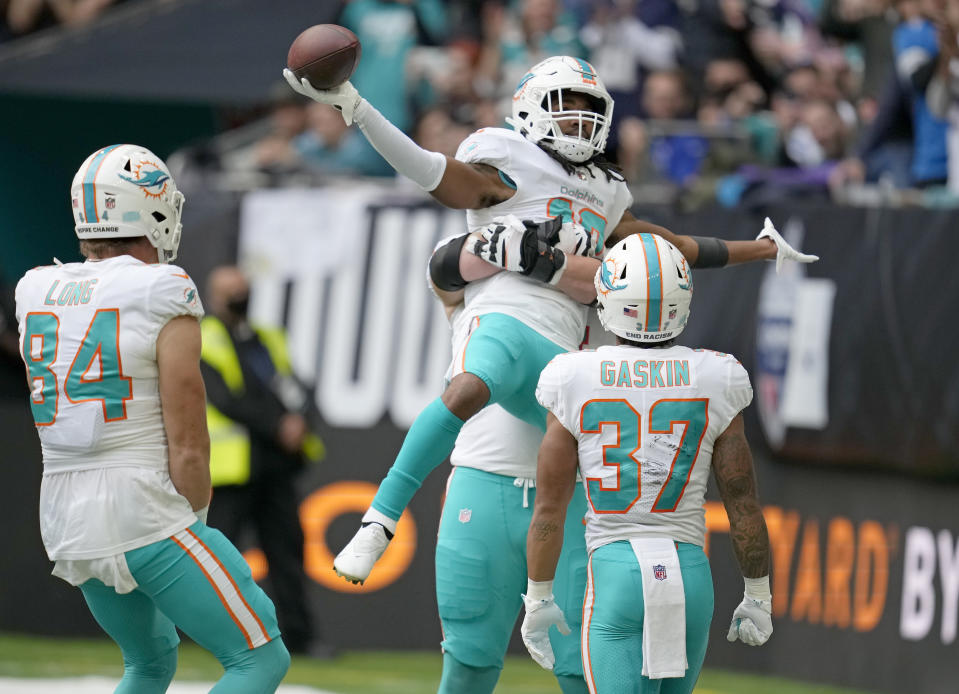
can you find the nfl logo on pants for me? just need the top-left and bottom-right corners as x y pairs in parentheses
(653, 564), (667, 581)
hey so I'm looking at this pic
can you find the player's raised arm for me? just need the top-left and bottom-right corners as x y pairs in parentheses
(283, 72), (514, 210)
(158, 315), (211, 513)
(711, 413), (774, 647)
(607, 211), (819, 271)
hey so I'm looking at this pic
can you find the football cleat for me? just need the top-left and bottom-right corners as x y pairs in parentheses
(333, 522), (391, 584)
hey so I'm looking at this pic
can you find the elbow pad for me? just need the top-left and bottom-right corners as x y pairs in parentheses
(690, 236), (729, 268)
(429, 234), (470, 291)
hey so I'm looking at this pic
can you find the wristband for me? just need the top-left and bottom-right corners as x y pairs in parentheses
(526, 578), (554, 601)
(690, 236), (729, 268)
(744, 575), (772, 602)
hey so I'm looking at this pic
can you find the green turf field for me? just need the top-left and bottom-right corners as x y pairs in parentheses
(0, 633), (879, 694)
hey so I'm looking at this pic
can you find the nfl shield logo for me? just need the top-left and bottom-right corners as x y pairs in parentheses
(458, 508), (472, 523)
(105, 197), (116, 209)
(653, 564), (667, 581)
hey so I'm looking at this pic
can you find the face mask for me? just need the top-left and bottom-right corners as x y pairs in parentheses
(227, 294), (250, 319)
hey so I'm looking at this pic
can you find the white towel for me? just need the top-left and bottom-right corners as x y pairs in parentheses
(629, 537), (687, 679)
(52, 553), (138, 594)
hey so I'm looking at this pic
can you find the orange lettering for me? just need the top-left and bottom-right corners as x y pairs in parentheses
(242, 547), (268, 582)
(702, 500), (729, 556)
(823, 517), (855, 628)
(767, 508), (800, 618)
(791, 519), (822, 623)
(853, 521), (888, 632)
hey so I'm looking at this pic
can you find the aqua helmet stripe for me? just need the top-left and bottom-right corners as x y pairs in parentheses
(81, 145), (122, 223)
(640, 233), (663, 332)
(572, 58), (597, 84)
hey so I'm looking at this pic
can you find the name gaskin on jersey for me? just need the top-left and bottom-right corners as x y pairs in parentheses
(600, 358), (691, 389)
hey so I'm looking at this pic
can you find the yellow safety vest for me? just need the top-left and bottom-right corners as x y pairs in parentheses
(200, 317), (324, 486)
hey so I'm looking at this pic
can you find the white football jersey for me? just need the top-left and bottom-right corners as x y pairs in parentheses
(536, 344), (753, 552)
(444, 304), (543, 479)
(455, 128), (633, 351)
(15, 254), (204, 560)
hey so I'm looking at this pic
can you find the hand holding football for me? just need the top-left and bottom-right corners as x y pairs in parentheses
(287, 24), (361, 90)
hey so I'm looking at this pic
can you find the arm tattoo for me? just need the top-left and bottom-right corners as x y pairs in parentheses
(530, 519), (560, 544)
(713, 429), (771, 578)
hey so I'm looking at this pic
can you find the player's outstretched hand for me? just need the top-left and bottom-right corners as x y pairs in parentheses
(521, 593), (571, 670)
(757, 217), (819, 273)
(726, 594), (773, 646)
(282, 69), (361, 126)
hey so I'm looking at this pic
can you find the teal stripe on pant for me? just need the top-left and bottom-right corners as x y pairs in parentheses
(582, 541), (713, 694)
(435, 467), (589, 693)
(80, 521), (289, 693)
(371, 313), (567, 522)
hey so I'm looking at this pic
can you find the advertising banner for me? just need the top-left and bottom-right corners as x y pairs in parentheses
(2, 186), (957, 693)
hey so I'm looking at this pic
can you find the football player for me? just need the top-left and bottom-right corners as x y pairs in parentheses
(283, 56), (814, 594)
(15, 145), (290, 693)
(426, 238), (592, 693)
(525, 234), (772, 694)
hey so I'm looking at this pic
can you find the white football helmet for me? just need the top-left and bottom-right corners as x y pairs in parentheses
(507, 56), (613, 164)
(594, 233), (693, 342)
(71, 144), (185, 263)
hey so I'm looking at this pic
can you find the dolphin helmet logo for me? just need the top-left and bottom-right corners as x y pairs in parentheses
(677, 256), (692, 291)
(118, 160), (170, 200)
(597, 257), (629, 297)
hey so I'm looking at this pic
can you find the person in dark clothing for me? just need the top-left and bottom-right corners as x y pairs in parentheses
(200, 265), (330, 658)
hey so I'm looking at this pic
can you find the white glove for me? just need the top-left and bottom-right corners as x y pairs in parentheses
(282, 68), (362, 126)
(521, 593), (571, 670)
(726, 595), (773, 646)
(549, 221), (592, 258)
(756, 217), (819, 273)
(469, 214), (528, 272)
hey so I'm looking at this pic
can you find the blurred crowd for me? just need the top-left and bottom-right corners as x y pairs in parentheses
(227, 0), (959, 207)
(6, 0), (957, 207)
(0, 0), (126, 41)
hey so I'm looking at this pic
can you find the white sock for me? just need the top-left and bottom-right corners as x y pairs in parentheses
(362, 507), (398, 535)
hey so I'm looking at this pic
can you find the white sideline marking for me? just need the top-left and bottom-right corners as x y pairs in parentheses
(0, 677), (338, 693)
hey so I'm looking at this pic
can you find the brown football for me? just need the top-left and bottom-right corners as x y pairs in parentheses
(287, 24), (361, 90)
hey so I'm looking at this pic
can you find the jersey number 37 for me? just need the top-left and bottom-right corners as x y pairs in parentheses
(581, 398), (708, 514)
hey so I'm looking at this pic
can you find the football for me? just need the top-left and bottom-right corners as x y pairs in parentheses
(287, 24), (361, 90)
